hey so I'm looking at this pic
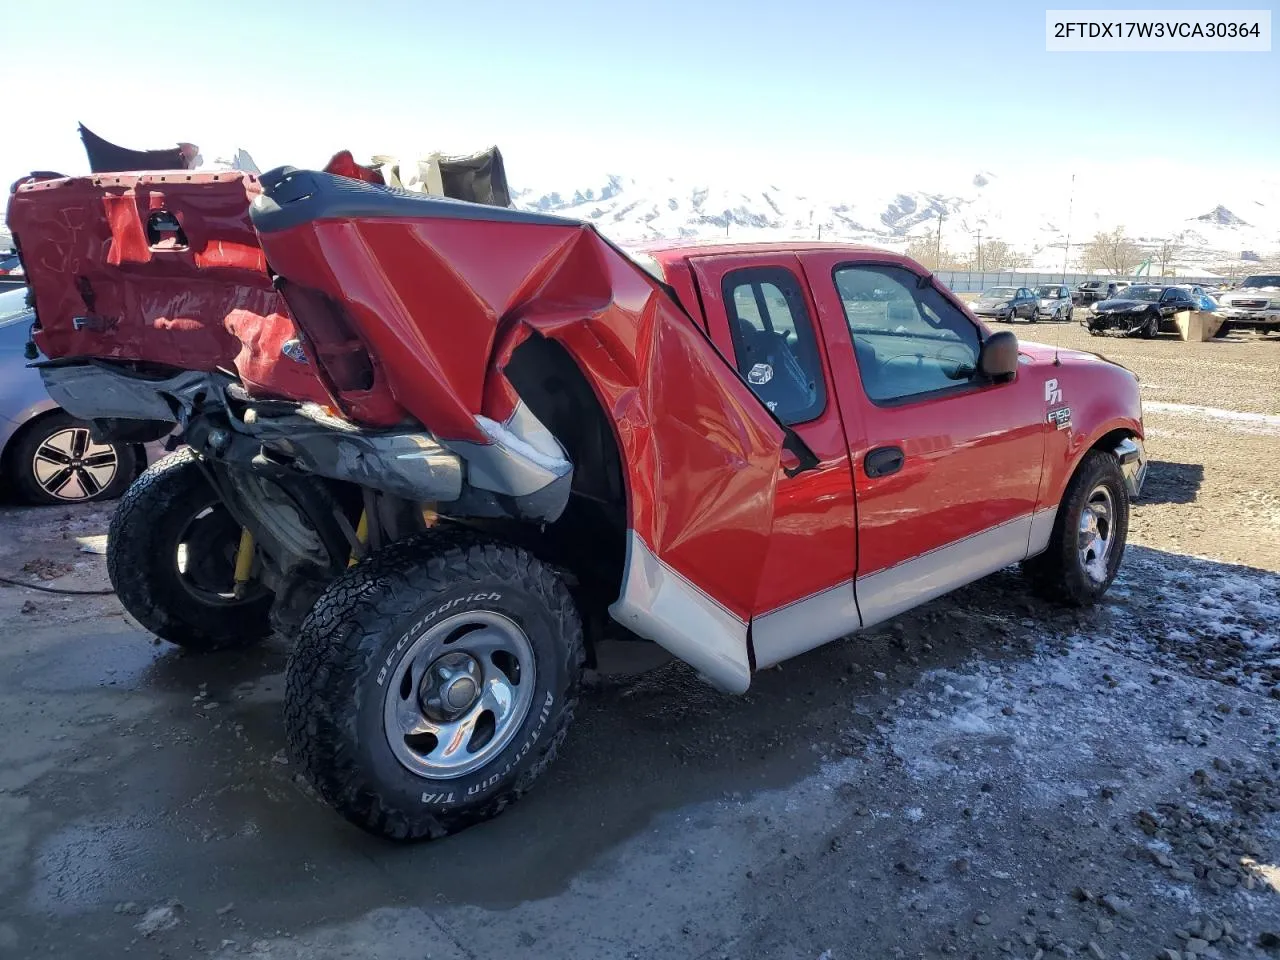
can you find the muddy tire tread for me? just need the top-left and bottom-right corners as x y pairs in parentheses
(284, 528), (585, 841)
(107, 447), (272, 650)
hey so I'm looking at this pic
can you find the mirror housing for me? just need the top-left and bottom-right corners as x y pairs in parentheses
(979, 330), (1019, 381)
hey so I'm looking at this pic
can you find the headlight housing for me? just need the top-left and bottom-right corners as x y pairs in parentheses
(1268, 299), (1280, 309)
(1089, 303), (1099, 314)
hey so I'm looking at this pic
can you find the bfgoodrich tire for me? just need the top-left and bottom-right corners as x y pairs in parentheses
(284, 531), (584, 841)
(108, 448), (274, 651)
(1022, 450), (1130, 606)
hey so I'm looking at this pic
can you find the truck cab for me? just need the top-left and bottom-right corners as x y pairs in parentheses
(627, 243), (1145, 687)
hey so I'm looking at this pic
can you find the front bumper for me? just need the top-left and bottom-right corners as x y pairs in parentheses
(1083, 312), (1147, 336)
(1115, 437), (1147, 500)
(1218, 306), (1279, 326)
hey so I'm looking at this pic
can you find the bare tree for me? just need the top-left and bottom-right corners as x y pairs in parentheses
(1082, 227), (1143, 276)
(906, 230), (964, 270)
(1155, 239), (1181, 279)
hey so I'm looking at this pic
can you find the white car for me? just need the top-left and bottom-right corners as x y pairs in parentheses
(1216, 274), (1280, 334)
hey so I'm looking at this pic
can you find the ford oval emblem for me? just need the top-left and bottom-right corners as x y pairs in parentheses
(281, 338), (309, 364)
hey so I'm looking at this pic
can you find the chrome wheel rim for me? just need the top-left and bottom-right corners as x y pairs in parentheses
(1078, 484), (1116, 584)
(383, 610), (536, 780)
(32, 428), (118, 501)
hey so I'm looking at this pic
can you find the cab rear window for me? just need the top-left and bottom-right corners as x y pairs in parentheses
(721, 267), (826, 424)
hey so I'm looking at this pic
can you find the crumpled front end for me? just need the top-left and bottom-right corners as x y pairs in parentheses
(251, 168), (790, 689)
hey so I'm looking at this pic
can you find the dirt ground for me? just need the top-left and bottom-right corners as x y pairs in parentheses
(0, 320), (1277, 960)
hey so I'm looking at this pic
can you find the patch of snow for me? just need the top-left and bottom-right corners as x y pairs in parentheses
(1143, 402), (1280, 434)
(475, 415), (571, 474)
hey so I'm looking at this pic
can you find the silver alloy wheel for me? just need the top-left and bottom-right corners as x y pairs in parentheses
(1078, 483), (1116, 584)
(383, 610), (536, 779)
(32, 427), (119, 501)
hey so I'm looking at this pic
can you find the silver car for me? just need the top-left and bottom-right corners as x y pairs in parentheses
(1, 286), (159, 504)
(1034, 284), (1073, 322)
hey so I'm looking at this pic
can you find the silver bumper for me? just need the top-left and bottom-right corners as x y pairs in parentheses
(1114, 437), (1147, 499)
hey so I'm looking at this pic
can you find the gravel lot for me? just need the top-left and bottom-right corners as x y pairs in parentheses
(0, 319), (1277, 960)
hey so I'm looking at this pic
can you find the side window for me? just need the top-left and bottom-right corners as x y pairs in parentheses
(834, 263), (982, 405)
(722, 267), (825, 424)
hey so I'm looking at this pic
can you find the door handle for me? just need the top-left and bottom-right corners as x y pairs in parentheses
(864, 445), (904, 478)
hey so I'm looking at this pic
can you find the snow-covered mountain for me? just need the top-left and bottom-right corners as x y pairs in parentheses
(512, 169), (1280, 271)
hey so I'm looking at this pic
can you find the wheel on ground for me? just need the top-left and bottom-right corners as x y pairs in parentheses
(1139, 314), (1158, 339)
(1022, 449), (1130, 606)
(1029, 306), (1039, 323)
(107, 448), (274, 651)
(8, 411), (138, 505)
(284, 531), (585, 841)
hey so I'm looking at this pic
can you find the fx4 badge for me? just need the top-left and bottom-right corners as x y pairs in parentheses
(1044, 378), (1063, 404)
(1047, 407), (1072, 430)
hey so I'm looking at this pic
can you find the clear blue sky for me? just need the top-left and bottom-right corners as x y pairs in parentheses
(4, 0), (1277, 191)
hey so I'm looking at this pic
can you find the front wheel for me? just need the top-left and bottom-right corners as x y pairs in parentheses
(284, 531), (585, 841)
(1022, 450), (1130, 606)
(1140, 314), (1158, 339)
(1029, 307), (1039, 323)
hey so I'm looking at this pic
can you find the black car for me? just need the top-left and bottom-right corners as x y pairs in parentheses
(1074, 280), (1120, 306)
(1084, 285), (1200, 338)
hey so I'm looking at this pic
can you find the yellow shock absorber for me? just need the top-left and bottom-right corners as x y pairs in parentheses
(348, 510), (369, 567)
(232, 528), (255, 599)
(421, 502), (437, 528)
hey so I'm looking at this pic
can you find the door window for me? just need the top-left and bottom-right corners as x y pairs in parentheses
(834, 264), (982, 405)
(722, 267), (826, 424)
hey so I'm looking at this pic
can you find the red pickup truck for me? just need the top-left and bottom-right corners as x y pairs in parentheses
(7, 167), (1146, 840)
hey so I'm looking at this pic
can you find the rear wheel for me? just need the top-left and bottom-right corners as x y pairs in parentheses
(8, 411), (138, 505)
(285, 531), (584, 841)
(1022, 450), (1130, 606)
(108, 449), (274, 651)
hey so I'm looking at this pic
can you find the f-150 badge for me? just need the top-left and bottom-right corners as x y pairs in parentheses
(1047, 407), (1072, 430)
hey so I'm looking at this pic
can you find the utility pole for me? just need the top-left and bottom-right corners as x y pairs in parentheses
(1062, 173), (1075, 284)
(976, 229), (983, 272)
(934, 209), (945, 269)
(817, 223), (823, 241)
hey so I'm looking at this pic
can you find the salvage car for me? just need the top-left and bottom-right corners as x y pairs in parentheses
(1215, 273), (1280, 334)
(7, 167), (1147, 841)
(1034, 284), (1073, 322)
(970, 285), (1040, 322)
(1084, 284), (1199, 338)
(0, 286), (152, 503)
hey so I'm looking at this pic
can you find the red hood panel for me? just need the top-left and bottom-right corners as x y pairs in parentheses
(6, 172), (329, 404)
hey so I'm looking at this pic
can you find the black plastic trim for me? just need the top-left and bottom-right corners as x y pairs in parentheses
(250, 168), (579, 234)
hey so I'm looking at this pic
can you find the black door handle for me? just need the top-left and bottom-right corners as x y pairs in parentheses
(864, 445), (904, 478)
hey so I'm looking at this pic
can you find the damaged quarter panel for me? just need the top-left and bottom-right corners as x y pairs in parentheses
(6, 173), (329, 405)
(250, 170), (788, 691)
